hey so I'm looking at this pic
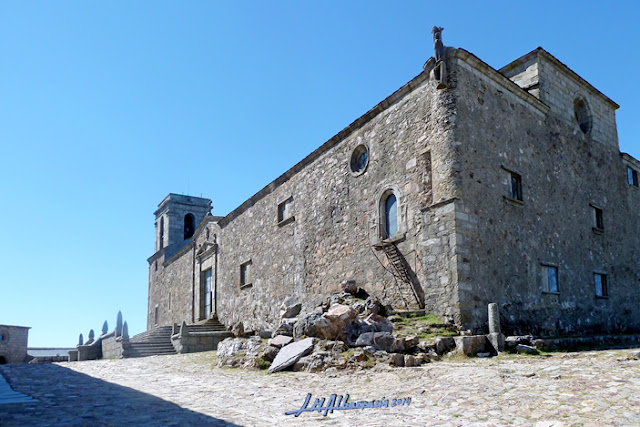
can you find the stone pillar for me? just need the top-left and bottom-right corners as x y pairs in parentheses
(487, 303), (505, 352)
(488, 303), (500, 334)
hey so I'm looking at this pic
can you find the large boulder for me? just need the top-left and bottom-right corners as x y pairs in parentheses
(344, 313), (393, 346)
(340, 280), (359, 295)
(280, 297), (302, 319)
(315, 304), (357, 341)
(293, 311), (323, 339)
(268, 338), (315, 373)
(355, 332), (405, 353)
(274, 318), (297, 337)
(217, 336), (262, 358)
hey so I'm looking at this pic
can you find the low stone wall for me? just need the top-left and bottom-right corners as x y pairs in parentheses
(77, 340), (103, 361)
(171, 331), (233, 354)
(28, 356), (70, 364)
(102, 336), (130, 359)
(533, 334), (640, 351)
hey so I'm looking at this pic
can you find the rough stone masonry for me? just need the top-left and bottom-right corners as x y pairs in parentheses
(146, 29), (640, 339)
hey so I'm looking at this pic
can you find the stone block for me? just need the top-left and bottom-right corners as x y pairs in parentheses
(268, 338), (315, 373)
(487, 332), (505, 353)
(269, 335), (293, 348)
(454, 335), (488, 357)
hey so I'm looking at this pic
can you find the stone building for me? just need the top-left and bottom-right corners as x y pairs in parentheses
(0, 325), (30, 364)
(148, 35), (640, 337)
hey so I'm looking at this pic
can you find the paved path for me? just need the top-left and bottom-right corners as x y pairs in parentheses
(0, 372), (36, 405)
(1, 349), (640, 426)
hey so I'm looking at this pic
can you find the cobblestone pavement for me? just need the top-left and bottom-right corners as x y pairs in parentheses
(2, 349), (640, 426)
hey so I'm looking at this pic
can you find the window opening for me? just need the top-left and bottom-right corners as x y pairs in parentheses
(594, 273), (608, 297)
(277, 197), (294, 225)
(509, 172), (523, 201)
(204, 269), (213, 318)
(0, 356), (6, 364)
(184, 213), (195, 240)
(159, 218), (164, 250)
(384, 193), (398, 239)
(154, 305), (159, 325)
(592, 205), (604, 231)
(350, 144), (369, 175)
(628, 167), (639, 187)
(574, 97), (592, 134)
(240, 260), (252, 288)
(542, 265), (559, 293)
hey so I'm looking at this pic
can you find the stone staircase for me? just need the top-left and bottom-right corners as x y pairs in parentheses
(128, 326), (176, 358)
(190, 317), (227, 332)
(173, 316), (233, 353)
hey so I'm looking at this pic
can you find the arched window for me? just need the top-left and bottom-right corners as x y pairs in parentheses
(384, 193), (398, 238)
(574, 97), (592, 134)
(184, 213), (195, 240)
(378, 188), (402, 241)
(159, 218), (165, 250)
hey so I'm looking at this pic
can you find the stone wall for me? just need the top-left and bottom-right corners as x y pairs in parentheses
(148, 246), (197, 328)
(101, 335), (130, 359)
(451, 50), (640, 335)
(149, 63), (463, 332)
(147, 45), (640, 339)
(0, 325), (30, 364)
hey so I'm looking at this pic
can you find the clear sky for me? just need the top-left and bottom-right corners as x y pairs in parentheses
(1, 2), (639, 347)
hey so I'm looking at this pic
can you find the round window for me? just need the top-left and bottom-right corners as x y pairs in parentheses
(350, 144), (369, 175)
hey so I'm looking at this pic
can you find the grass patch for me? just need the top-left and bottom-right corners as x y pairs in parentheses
(393, 314), (458, 340)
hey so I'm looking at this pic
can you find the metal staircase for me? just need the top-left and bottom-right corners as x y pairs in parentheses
(380, 241), (424, 309)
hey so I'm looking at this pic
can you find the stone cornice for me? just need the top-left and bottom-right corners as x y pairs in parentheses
(621, 152), (640, 169)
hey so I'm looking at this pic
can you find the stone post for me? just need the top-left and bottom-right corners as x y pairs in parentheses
(179, 321), (188, 338)
(487, 303), (505, 353)
(488, 303), (500, 334)
(122, 321), (129, 340)
(102, 321), (109, 335)
(116, 311), (123, 337)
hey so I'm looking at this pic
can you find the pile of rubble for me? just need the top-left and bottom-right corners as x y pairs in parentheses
(216, 281), (460, 373)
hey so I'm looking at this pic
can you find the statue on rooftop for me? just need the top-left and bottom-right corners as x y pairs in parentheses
(433, 26), (445, 63)
(430, 26), (448, 90)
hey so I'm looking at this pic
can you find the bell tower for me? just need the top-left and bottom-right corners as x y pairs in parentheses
(154, 193), (212, 256)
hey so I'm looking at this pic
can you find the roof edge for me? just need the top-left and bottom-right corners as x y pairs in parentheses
(217, 69), (431, 228)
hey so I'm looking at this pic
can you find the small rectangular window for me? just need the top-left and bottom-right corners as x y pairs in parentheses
(277, 197), (294, 225)
(591, 205), (604, 231)
(628, 167), (639, 187)
(541, 264), (559, 293)
(594, 273), (608, 298)
(503, 168), (523, 202)
(240, 260), (252, 288)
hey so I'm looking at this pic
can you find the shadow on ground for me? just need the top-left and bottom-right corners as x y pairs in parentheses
(0, 363), (240, 426)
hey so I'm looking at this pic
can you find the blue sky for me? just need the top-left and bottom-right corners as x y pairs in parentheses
(1, 2), (639, 347)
